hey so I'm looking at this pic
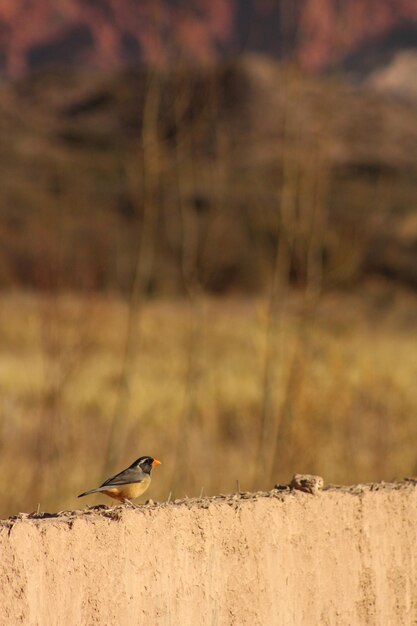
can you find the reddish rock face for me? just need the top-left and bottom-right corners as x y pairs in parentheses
(0, 0), (416, 77)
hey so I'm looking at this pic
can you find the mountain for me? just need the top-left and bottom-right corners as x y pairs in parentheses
(1, 0), (417, 78)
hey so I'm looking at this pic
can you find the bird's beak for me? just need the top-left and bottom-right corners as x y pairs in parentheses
(152, 459), (161, 467)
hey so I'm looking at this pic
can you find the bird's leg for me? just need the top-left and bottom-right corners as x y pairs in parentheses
(123, 499), (139, 508)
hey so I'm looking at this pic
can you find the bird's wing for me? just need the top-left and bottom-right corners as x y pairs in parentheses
(100, 466), (145, 487)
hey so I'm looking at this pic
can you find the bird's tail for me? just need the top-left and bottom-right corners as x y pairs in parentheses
(78, 488), (100, 498)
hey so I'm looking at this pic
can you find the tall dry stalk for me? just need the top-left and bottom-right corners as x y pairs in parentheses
(254, 64), (330, 487)
(104, 72), (161, 473)
(253, 67), (301, 488)
(28, 200), (95, 509)
(269, 136), (330, 484)
(170, 72), (204, 494)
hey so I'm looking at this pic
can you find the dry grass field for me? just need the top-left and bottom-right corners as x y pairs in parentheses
(1, 283), (416, 517)
(0, 57), (416, 518)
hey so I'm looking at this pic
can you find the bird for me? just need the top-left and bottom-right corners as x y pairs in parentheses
(78, 456), (161, 505)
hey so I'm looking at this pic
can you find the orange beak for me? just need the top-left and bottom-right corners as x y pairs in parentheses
(152, 459), (161, 467)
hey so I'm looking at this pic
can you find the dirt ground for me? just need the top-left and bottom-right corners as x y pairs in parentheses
(1, 481), (417, 625)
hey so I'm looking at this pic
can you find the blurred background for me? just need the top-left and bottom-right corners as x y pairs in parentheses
(0, 0), (416, 517)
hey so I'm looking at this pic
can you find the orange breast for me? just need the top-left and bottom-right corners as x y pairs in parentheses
(103, 476), (151, 502)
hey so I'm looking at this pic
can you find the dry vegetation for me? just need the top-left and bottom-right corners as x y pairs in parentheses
(0, 57), (416, 293)
(0, 285), (417, 517)
(0, 56), (416, 517)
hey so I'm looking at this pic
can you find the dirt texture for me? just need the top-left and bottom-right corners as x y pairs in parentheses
(1, 481), (417, 625)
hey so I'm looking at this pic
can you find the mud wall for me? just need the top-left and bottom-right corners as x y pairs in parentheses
(1, 483), (417, 625)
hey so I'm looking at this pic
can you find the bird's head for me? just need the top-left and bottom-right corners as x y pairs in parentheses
(132, 456), (161, 475)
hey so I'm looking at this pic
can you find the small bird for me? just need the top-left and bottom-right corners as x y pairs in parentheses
(78, 456), (161, 505)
